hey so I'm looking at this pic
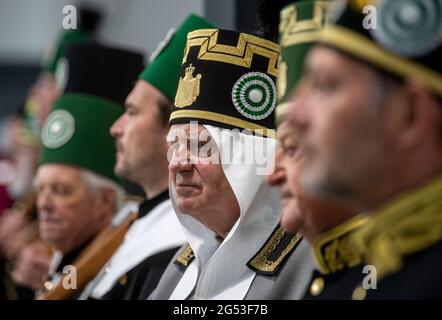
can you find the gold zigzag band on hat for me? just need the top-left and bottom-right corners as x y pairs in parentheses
(279, 1), (329, 47)
(320, 25), (442, 96)
(182, 29), (280, 77)
(170, 109), (276, 139)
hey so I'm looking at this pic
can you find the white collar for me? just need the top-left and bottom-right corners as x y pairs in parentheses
(88, 199), (186, 298)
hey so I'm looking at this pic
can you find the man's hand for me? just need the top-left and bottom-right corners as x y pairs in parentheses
(0, 210), (33, 259)
(11, 241), (52, 291)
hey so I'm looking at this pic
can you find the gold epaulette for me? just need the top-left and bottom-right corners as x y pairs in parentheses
(247, 226), (303, 275)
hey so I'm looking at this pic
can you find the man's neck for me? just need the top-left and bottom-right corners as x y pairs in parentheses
(362, 160), (442, 212)
(141, 175), (169, 200)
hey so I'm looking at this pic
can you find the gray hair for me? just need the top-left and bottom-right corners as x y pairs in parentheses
(80, 169), (125, 213)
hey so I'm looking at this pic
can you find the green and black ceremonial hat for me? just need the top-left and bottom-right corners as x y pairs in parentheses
(169, 29), (280, 138)
(42, 7), (102, 74)
(55, 43), (144, 104)
(277, 0), (330, 124)
(318, 0), (442, 97)
(139, 14), (214, 101)
(40, 43), (144, 183)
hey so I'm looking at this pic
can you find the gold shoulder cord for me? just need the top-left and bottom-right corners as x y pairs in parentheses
(353, 176), (442, 280)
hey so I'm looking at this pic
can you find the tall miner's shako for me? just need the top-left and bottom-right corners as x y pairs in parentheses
(170, 29), (280, 138)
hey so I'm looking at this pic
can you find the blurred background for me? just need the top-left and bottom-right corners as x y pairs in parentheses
(0, 0), (261, 116)
(0, 0), (264, 300)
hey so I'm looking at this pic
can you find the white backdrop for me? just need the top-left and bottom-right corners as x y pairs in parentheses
(0, 0), (206, 64)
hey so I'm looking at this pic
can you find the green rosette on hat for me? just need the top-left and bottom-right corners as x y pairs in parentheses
(40, 94), (122, 183)
(276, 0), (330, 124)
(169, 29), (280, 138)
(40, 42), (144, 183)
(318, 0), (442, 97)
(139, 14), (214, 101)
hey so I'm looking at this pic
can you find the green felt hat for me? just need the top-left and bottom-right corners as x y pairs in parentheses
(317, 0), (442, 97)
(39, 43), (143, 184)
(40, 94), (122, 183)
(139, 14), (213, 101)
(42, 7), (102, 74)
(276, 0), (330, 124)
(43, 30), (90, 74)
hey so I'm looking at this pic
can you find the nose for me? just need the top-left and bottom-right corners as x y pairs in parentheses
(36, 187), (53, 216)
(110, 114), (125, 138)
(266, 148), (286, 187)
(168, 143), (194, 175)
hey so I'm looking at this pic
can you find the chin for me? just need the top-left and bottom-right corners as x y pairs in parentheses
(40, 226), (63, 244)
(280, 207), (303, 234)
(40, 233), (60, 248)
(176, 198), (196, 215)
(114, 163), (128, 178)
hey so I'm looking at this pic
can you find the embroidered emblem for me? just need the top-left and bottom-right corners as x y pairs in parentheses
(247, 226), (302, 275)
(175, 64), (202, 108)
(175, 245), (195, 268)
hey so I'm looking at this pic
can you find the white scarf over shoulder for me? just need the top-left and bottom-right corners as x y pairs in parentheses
(170, 125), (281, 300)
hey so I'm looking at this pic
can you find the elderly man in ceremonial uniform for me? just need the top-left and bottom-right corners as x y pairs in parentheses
(267, 0), (365, 301)
(11, 43), (143, 299)
(79, 14), (212, 300)
(150, 27), (314, 300)
(0, 10), (103, 300)
(287, 0), (442, 299)
(265, 0), (361, 300)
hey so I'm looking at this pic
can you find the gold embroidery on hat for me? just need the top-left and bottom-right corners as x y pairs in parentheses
(183, 29), (279, 77)
(280, 1), (329, 48)
(277, 55), (287, 100)
(320, 25), (442, 95)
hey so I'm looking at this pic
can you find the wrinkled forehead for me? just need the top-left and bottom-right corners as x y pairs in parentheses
(167, 122), (214, 142)
(35, 163), (83, 185)
(306, 45), (380, 83)
(167, 122), (276, 174)
(276, 119), (301, 145)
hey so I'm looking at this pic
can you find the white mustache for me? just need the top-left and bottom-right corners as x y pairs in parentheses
(39, 210), (59, 222)
(176, 173), (184, 185)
